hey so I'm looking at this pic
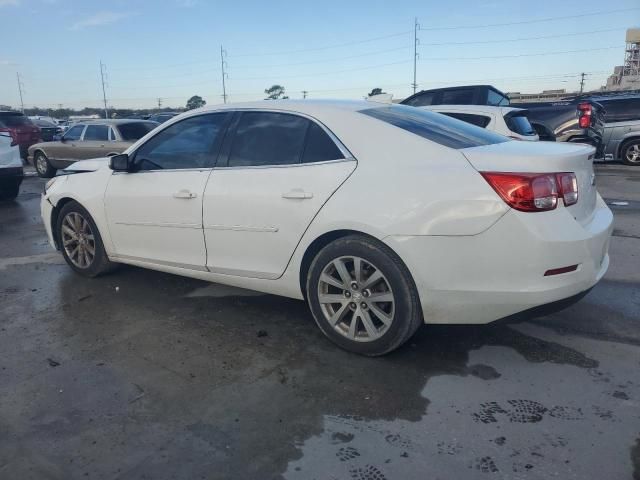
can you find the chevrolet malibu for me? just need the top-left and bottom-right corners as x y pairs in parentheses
(40, 100), (613, 355)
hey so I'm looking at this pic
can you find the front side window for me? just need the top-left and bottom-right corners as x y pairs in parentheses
(441, 89), (475, 105)
(228, 112), (309, 167)
(402, 92), (435, 107)
(360, 105), (508, 149)
(84, 125), (109, 141)
(64, 125), (84, 141)
(134, 113), (229, 170)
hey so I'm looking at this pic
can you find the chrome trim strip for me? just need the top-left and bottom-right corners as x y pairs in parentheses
(204, 224), (279, 233)
(114, 221), (201, 229)
(206, 264), (280, 280)
(213, 157), (354, 171)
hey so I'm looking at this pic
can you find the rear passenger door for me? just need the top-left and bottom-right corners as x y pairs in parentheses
(202, 111), (356, 279)
(80, 124), (111, 159)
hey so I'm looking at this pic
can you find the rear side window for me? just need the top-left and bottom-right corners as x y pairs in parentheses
(228, 112), (308, 167)
(403, 92), (435, 107)
(84, 125), (109, 141)
(302, 122), (344, 163)
(505, 113), (536, 136)
(0, 114), (32, 127)
(440, 112), (491, 128)
(600, 98), (640, 122)
(441, 89), (474, 104)
(360, 105), (508, 149)
(118, 122), (157, 141)
(488, 89), (510, 106)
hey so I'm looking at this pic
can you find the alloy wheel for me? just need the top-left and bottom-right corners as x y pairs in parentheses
(317, 256), (395, 342)
(61, 212), (96, 268)
(625, 143), (640, 164)
(36, 154), (48, 175)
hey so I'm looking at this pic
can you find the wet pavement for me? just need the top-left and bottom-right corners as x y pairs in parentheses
(0, 165), (639, 480)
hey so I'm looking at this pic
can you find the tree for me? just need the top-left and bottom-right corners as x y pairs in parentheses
(264, 85), (289, 100)
(368, 88), (386, 97)
(186, 95), (206, 110)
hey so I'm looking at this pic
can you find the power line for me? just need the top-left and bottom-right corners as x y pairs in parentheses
(419, 6), (640, 31)
(421, 45), (623, 61)
(419, 27), (626, 46)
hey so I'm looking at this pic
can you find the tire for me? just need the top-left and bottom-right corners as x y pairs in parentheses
(0, 180), (19, 200)
(620, 139), (640, 166)
(34, 151), (56, 178)
(56, 201), (116, 277)
(306, 235), (423, 356)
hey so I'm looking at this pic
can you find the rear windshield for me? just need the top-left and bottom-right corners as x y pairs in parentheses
(117, 122), (157, 141)
(505, 113), (536, 136)
(0, 113), (33, 128)
(359, 105), (508, 149)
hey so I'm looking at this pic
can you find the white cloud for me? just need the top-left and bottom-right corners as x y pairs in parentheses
(71, 11), (133, 30)
(0, 0), (20, 6)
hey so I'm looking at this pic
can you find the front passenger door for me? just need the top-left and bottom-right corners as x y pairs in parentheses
(104, 112), (231, 269)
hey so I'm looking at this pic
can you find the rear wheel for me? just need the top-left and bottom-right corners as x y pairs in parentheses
(306, 235), (422, 356)
(56, 201), (115, 277)
(621, 139), (640, 166)
(34, 151), (56, 178)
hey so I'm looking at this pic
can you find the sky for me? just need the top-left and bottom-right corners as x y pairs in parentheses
(0, 0), (639, 110)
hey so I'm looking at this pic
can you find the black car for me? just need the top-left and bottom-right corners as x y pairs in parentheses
(402, 85), (605, 156)
(31, 119), (61, 142)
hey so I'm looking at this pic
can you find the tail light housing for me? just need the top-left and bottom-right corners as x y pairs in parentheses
(0, 128), (18, 147)
(578, 102), (592, 129)
(481, 172), (578, 212)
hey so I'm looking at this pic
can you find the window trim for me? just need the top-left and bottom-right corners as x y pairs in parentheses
(215, 108), (354, 170)
(127, 112), (233, 172)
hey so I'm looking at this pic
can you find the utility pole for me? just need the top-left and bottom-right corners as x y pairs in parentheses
(301, 90), (308, 99)
(579, 72), (586, 94)
(16, 72), (25, 113)
(220, 45), (228, 104)
(412, 17), (420, 94)
(99, 61), (109, 119)
(157, 98), (162, 109)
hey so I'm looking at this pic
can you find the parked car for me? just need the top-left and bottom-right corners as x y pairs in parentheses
(28, 119), (159, 178)
(31, 118), (61, 142)
(0, 130), (23, 200)
(590, 95), (640, 166)
(422, 105), (539, 141)
(41, 101), (612, 356)
(0, 111), (40, 159)
(148, 112), (180, 123)
(402, 85), (605, 156)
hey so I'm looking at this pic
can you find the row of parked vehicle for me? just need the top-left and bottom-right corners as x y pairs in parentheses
(401, 85), (640, 166)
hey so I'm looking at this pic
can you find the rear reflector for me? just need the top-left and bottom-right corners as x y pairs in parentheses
(544, 265), (579, 276)
(481, 171), (579, 212)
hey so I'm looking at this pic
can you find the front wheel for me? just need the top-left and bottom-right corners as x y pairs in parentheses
(56, 201), (116, 277)
(621, 139), (640, 166)
(306, 235), (423, 356)
(34, 151), (56, 178)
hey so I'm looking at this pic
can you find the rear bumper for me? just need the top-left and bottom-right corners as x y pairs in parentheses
(384, 195), (613, 325)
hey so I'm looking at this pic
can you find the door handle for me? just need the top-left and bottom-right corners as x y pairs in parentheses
(282, 189), (313, 200)
(173, 189), (198, 199)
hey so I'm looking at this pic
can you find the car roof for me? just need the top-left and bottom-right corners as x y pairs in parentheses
(77, 119), (158, 125)
(191, 99), (382, 117)
(422, 105), (524, 115)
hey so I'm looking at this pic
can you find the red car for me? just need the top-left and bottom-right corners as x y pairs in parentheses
(0, 111), (41, 159)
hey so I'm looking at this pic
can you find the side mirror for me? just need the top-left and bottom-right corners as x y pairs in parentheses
(109, 153), (131, 172)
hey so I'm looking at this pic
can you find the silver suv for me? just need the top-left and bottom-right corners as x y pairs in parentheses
(597, 96), (640, 166)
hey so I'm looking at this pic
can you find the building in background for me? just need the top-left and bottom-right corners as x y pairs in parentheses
(606, 28), (640, 91)
(507, 89), (571, 103)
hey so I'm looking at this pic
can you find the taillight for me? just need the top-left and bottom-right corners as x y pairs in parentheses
(0, 128), (18, 147)
(578, 102), (592, 129)
(481, 172), (579, 212)
(556, 172), (578, 206)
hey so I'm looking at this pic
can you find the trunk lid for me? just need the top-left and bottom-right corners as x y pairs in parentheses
(461, 140), (597, 225)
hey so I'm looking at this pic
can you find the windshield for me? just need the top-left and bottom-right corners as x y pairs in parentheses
(117, 122), (157, 141)
(360, 104), (508, 149)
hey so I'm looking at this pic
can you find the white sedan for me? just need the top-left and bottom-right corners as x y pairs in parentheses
(41, 100), (612, 355)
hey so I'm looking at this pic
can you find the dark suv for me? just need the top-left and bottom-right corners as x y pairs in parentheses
(0, 111), (41, 159)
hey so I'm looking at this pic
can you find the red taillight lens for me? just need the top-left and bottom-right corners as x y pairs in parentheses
(556, 172), (578, 206)
(0, 128), (18, 147)
(578, 102), (592, 129)
(481, 172), (558, 212)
